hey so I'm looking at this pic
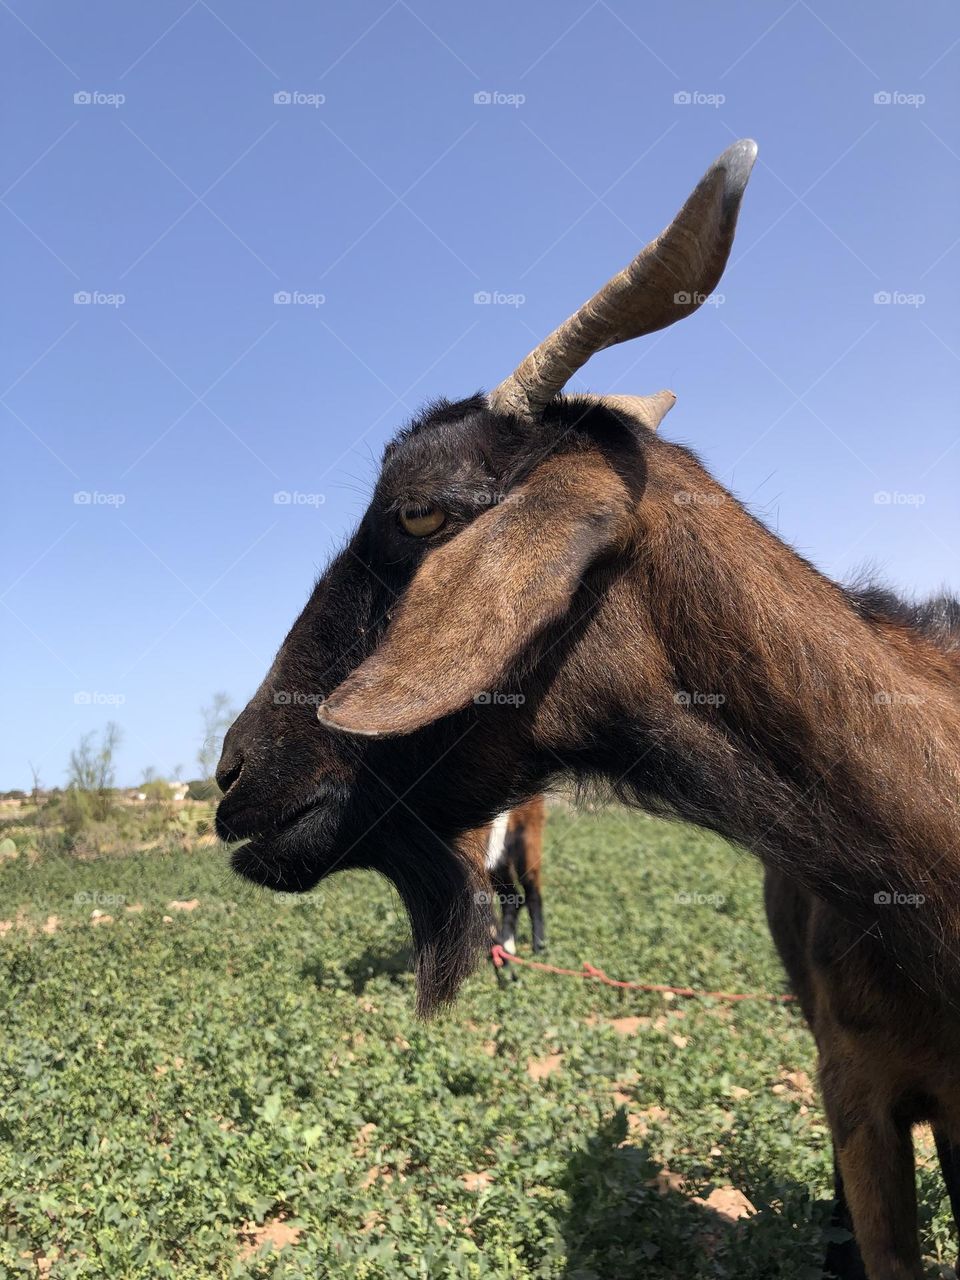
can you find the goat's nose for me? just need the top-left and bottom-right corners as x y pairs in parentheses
(216, 744), (244, 795)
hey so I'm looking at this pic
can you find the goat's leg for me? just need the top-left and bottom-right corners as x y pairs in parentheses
(822, 1087), (922, 1280)
(493, 860), (521, 956)
(823, 1149), (868, 1280)
(517, 846), (545, 952)
(933, 1128), (960, 1274)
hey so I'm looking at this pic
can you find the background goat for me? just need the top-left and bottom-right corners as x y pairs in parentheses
(217, 140), (960, 1279)
(462, 796), (546, 962)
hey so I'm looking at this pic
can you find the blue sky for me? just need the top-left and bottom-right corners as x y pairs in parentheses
(3, 0), (959, 789)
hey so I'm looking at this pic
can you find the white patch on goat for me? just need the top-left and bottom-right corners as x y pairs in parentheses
(485, 810), (510, 871)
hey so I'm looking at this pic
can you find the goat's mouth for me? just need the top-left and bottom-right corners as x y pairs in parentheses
(219, 790), (349, 894)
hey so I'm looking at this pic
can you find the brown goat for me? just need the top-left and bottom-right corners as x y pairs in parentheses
(462, 796), (546, 962)
(217, 140), (960, 1278)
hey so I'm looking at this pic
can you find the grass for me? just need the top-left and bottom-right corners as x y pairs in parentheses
(0, 806), (955, 1278)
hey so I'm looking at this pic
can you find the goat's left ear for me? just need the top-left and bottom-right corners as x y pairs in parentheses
(318, 455), (631, 737)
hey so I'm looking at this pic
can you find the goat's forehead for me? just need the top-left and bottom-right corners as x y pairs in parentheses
(380, 410), (493, 481)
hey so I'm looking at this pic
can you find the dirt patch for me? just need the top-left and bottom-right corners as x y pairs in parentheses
(238, 1218), (302, 1260)
(527, 1052), (564, 1081)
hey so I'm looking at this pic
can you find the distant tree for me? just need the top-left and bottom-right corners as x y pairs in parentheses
(141, 765), (159, 785)
(29, 763), (46, 828)
(197, 692), (236, 782)
(65, 722), (122, 825)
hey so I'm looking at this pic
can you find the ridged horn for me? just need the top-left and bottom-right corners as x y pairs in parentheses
(489, 139), (758, 421)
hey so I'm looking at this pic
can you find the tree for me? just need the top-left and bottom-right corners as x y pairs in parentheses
(67, 722), (121, 792)
(64, 722), (123, 826)
(197, 692), (236, 781)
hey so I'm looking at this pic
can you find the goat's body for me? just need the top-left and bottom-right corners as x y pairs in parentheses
(757, 587), (960, 1280)
(218, 138), (960, 1276)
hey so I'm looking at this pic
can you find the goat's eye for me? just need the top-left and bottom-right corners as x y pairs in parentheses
(399, 504), (446, 537)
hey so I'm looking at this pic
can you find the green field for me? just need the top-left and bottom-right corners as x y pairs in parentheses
(0, 807), (955, 1278)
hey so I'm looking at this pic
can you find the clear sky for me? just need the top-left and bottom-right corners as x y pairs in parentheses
(3, 0), (959, 790)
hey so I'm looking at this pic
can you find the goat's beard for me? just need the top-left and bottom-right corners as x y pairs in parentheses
(376, 837), (489, 1016)
(231, 797), (489, 1014)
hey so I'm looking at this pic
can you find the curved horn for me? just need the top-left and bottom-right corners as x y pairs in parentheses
(489, 139), (758, 420)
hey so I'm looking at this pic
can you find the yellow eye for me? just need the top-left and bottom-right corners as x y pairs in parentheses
(399, 504), (446, 537)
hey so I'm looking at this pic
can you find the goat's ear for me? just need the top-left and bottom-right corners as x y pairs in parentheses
(318, 456), (630, 737)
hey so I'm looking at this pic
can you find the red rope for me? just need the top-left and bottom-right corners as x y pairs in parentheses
(489, 944), (796, 1004)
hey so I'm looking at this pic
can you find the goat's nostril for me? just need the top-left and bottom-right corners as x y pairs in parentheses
(216, 754), (243, 795)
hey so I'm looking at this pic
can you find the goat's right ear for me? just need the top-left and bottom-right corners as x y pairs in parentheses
(317, 456), (631, 738)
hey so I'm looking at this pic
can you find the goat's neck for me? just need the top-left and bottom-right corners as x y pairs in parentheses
(631, 444), (960, 965)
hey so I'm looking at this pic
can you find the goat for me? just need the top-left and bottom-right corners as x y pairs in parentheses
(463, 795), (546, 961)
(216, 139), (960, 1279)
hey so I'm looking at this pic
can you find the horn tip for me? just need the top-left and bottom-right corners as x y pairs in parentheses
(717, 138), (758, 202)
